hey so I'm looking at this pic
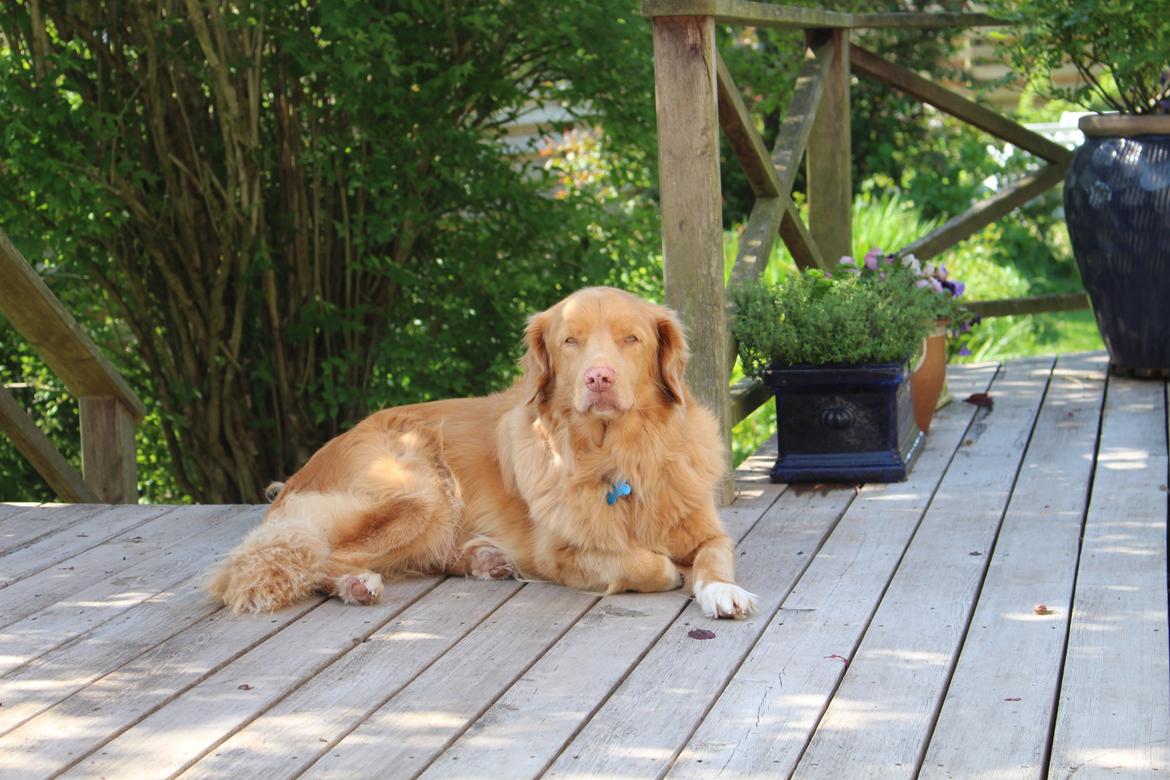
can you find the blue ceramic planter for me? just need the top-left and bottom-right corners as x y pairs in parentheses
(1064, 116), (1170, 376)
(763, 360), (924, 484)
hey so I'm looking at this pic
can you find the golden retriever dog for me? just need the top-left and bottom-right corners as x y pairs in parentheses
(209, 287), (758, 619)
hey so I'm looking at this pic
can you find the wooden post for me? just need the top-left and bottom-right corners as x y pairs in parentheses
(806, 29), (852, 264)
(652, 15), (734, 503)
(80, 397), (138, 503)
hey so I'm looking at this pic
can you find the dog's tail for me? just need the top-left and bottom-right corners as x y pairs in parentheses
(208, 515), (329, 614)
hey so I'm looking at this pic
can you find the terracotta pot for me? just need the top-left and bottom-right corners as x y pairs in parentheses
(911, 321), (949, 434)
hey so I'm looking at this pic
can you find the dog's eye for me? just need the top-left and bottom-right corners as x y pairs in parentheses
(624, 335), (639, 344)
(564, 337), (579, 346)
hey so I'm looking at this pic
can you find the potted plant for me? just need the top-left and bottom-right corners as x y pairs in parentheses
(733, 256), (939, 484)
(894, 251), (973, 433)
(992, 0), (1170, 375)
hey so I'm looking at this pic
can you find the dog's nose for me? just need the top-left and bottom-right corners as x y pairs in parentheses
(584, 366), (616, 391)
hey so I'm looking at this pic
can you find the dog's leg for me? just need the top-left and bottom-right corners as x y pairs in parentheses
(689, 533), (758, 619)
(546, 544), (683, 595)
(452, 545), (515, 580)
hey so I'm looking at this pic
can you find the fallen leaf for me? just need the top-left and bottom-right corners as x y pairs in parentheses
(237, 683), (254, 690)
(688, 628), (716, 640)
(964, 392), (994, 410)
(1033, 604), (1053, 616)
(824, 654), (849, 665)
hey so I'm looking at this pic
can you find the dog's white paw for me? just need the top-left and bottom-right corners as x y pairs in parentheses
(694, 580), (758, 619)
(334, 572), (383, 605)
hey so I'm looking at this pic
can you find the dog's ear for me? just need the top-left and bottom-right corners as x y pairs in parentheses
(522, 309), (553, 405)
(656, 308), (689, 405)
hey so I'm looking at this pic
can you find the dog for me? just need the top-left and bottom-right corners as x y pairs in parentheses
(209, 287), (758, 619)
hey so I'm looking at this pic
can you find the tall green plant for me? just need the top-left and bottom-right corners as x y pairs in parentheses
(0, 1), (660, 502)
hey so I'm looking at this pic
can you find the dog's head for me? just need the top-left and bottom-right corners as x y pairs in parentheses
(522, 287), (688, 416)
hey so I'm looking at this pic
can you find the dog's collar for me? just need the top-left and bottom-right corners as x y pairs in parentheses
(606, 479), (633, 506)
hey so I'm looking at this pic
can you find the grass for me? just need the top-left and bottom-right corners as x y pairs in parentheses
(727, 192), (1102, 466)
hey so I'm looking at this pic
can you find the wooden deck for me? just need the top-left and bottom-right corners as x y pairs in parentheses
(0, 352), (1166, 779)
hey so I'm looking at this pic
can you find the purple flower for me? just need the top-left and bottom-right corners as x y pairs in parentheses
(952, 280), (965, 298)
(915, 279), (930, 288)
(838, 255), (855, 266)
(930, 278), (944, 294)
(863, 248), (883, 271)
(937, 264), (948, 281)
(959, 345), (972, 356)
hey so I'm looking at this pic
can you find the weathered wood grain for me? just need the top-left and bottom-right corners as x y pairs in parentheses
(772, 35), (832, 200)
(790, 358), (1054, 778)
(0, 230), (144, 420)
(653, 14), (734, 501)
(1048, 377), (1170, 777)
(79, 396), (138, 503)
(805, 29), (851, 266)
(0, 503), (94, 557)
(780, 201), (827, 270)
(0, 507), (246, 676)
(966, 291), (1090, 319)
(0, 504), (170, 588)
(717, 53), (780, 198)
(301, 584), (597, 779)
(850, 44), (1072, 164)
(897, 161), (1068, 261)
(60, 578), (442, 779)
(669, 364), (998, 777)
(176, 578), (522, 780)
(920, 353), (1107, 778)
(0, 596), (322, 778)
(643, 0), (851, 28)
(0, 385), (97, 503)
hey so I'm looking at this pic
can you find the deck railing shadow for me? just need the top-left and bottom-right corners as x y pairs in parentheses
(645, 0), (1089, 500)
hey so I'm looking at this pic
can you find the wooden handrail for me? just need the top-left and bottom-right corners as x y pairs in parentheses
(644, 4), (1083, 489)
(642, 0), (1000, 30)
(0, 228), (141, 502)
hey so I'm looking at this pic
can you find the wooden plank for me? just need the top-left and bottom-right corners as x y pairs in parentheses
(780, 200), (827, 270)
(919, 353), (1107, 778)
(850, 45), (1072, 164)
(897, 162), (1068, 262)
(643, 0), (852, 28)
(174, 578), (522, 779)
(57, 576), (443, 779)
(79, 396), (138, 503)
(967, 291), (1090, 319)
(424, 479), (851, 780)
(653, 14), (734, 502)
(789, 358), (1055, 778)
(0, 595), (323, 778)
(0, 229), (145, 420)
(849, 12), (1001, 29)
(717, 53), (780, 198)
(772, 36), (832, 200)
(0, 503), (95, 556)
(0, 384), (98, 503)
(668, 363), (999, 777)
(0, 503), (38, 522)
(805, 30), (851, 266)
(0, 507), (247, 676)
(730, 377), (770, 425)
(1048, 376), (1170, 777)
(0, 504), (170, 588)
(0, 506), (241, 629)
(289, 584), (593, 779)
(0, 574), (236, 735)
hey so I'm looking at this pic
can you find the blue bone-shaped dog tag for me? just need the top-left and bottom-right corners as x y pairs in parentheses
(606, 480), (633, 506)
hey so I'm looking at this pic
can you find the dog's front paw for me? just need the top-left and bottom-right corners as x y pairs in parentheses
(466, 546), (515, 580)
(694, 580), (758, 619)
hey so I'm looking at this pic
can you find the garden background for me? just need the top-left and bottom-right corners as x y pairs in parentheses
(0, 0), (1100, 503)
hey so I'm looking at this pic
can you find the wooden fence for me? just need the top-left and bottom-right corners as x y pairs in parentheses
(646, 0), (1088, 500)
(0, 229), (143, 503)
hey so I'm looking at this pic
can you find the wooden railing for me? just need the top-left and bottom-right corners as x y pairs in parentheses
(0, 229), (144, 503)
(645, 0), (1088, 500)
